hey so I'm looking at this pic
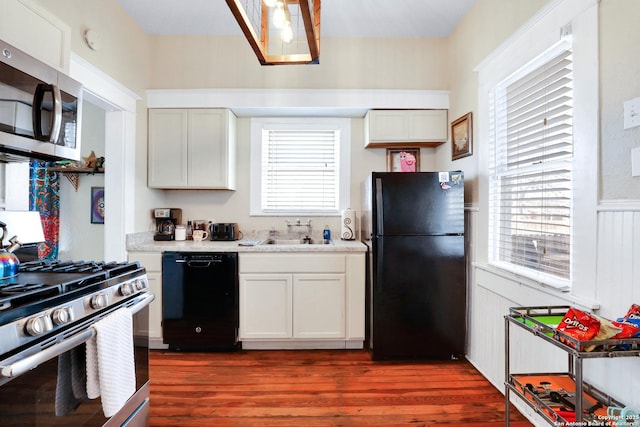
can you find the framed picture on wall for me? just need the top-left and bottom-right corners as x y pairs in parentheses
(451, 112), (473, 160)
(386, 148), (420, 172)
(91, 187), (105, 224)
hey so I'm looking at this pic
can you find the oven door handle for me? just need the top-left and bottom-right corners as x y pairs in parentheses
(0, 293), (154, 379)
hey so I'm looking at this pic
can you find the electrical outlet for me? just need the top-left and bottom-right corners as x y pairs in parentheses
(624, 97), (640, 129)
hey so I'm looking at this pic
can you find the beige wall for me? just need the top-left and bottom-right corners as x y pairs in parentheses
(149, 36), (449, 90)
(445, 0), (550, 204)
(58, 101), (106, 260)
(446, 0), (640, 203)
(24, 0), (640, 227)
(32, 0), (150, 95)
(599, 0), (640, 200)
(147, 35), (450, 234)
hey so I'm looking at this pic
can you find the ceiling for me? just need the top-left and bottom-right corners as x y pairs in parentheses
(116, 0), (477, 38)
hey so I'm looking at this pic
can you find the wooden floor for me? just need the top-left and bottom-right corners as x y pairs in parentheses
(149, 349), (533, 427)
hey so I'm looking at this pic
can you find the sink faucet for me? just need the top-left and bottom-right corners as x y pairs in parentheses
(285, 219), (312, 241)
(285, 219), (312, 227)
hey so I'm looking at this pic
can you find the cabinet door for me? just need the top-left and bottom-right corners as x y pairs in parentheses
(0, 0), (71, 72)
(146, 271), (163, 340)
(408, 110), (448, 141)
(148, 109), (188, 188)
(365, 109), (448, 147)
(188, 109), (232, 188)
(239, 274), (292, 339)
(293, 274), (346, 339)
(368, 110), (408, 141)
(127, 252), (163, 344)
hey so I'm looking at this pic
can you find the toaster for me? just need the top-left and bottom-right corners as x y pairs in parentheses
(210, 223), (240, 241)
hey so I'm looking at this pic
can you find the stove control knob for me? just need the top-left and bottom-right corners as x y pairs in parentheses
(119, 282), (135, 296)
(25, 315), (54, 336)
(90, 293), (109, 309)
(52, 307), (74, 325)
(134, 278), (147, 291)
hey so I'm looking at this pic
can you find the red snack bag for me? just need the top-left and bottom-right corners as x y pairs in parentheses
(557, 307), (601, 344)
(612, 319), (640, 339)
(624, 304), (640, 320)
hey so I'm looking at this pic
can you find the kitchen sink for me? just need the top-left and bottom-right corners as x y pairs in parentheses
(260, 238), (332, 245)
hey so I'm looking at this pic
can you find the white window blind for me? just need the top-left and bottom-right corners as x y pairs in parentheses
(488, 40), (573, 285)
(261, 128), (339, 213)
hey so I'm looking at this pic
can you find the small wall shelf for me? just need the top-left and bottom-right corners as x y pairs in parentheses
(48, 167), (104, 191)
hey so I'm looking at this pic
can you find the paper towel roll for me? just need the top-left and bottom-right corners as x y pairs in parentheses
(341, 209), (356, 240)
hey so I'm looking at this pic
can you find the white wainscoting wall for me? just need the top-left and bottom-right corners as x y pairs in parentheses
(465, 201), (640, 425)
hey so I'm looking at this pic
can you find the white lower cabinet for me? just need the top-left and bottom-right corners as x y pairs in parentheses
(240, 274), (293, 339)
(293, 274), (345, 339)
(127, 252), (167, 349)
(239, 253), (364, 349)
(125, 251), (365, 350)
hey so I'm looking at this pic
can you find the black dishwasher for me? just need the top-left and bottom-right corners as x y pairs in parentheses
(162, 252), (239, 351)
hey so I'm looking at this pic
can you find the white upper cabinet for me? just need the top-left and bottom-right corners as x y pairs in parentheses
(0, 0), (71, 72)
(365, 109), (448, 147)
(148, 108), (237, 190)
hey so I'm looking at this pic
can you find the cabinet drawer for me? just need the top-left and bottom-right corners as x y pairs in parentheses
(128, 252), (162, 272)
(240, 253), (346, 273)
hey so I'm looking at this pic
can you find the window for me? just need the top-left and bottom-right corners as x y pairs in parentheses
(250, 118), (350, 216)
(488, 39), (573, 287)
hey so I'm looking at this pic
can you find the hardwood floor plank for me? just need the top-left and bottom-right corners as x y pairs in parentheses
(149, 349), (532, 426)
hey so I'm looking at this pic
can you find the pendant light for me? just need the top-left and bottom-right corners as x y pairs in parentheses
(226, 0), (321, 65)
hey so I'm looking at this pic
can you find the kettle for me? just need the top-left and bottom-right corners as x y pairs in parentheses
(0, 221), (20, 279)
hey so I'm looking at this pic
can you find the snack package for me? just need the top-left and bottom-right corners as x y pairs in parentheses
(624, 304), (640, 321)
(584, 314), (621, 351)
(612, 319), (640, 339)
(557, 307), (601, 343)
(556, 307), (621, 351)
(612, 304), (640, 349)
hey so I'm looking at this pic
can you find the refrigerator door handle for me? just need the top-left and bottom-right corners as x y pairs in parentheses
(375, 247), (385, 292)
(375, 178), (384, 236)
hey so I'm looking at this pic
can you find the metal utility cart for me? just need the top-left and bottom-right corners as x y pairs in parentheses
(505, 306), (640, 426)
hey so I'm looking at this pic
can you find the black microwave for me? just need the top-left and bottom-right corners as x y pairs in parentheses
(0, 40), (82, 162)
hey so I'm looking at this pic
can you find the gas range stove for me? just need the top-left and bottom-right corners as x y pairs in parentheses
(0, 259), (148, 359)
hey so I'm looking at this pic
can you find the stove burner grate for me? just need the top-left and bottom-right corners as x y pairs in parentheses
(0, 283), (62, 311)
(19, 260), (139, 277)
(0, 259), (143, 319)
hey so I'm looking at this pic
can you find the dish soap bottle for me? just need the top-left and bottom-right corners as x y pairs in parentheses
(323, 225), (331, 244)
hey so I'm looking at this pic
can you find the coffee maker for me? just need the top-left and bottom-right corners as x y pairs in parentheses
(153, 208), (182, 241)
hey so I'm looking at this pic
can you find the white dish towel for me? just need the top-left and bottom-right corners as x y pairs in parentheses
(86, 307), (136, 417)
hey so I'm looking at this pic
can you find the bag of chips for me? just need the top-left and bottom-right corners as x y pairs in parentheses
(623, 304), (640, 321)
(612, 304), (640, 349)
(612, 319), (640, 339)
(557, 307), (601, 342)
(556, 307), (621, 351)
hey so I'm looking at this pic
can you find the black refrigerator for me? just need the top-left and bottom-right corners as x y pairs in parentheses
(362, 171), (466, 360)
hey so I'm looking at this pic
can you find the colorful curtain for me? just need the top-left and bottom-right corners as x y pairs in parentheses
(29, 161), (59, 260)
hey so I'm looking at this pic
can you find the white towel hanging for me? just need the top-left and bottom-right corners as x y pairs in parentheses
(86, 307), (136, 417)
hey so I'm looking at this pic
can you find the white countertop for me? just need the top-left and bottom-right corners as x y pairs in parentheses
(126, 232), (367, 253)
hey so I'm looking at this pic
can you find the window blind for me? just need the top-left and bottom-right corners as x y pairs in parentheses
(261, 129), (339, 212)
(489, 42), (573, 283)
